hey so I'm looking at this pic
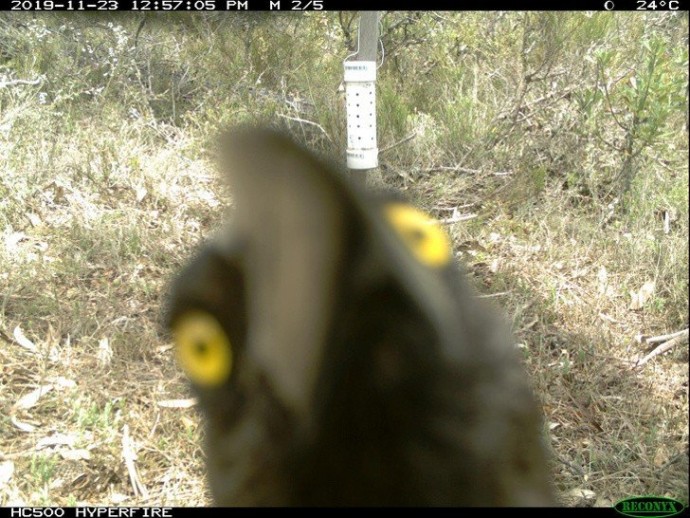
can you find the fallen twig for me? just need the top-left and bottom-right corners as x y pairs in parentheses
(122, 424), (149, 498)
(415, 165), (513, 177)
(633, 328), (688, 369)
(379, 131), (417, 153)
(636, 329), (689, 345)
(477, 291), (510, 299)
(439, 213), (477, 224)
(0, 78), (42, 88)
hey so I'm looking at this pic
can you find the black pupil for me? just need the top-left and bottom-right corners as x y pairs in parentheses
(195, 340), (209, 356)
(406, 227), (426, 243)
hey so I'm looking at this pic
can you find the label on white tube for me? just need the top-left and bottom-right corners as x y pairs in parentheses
(347, 148), (378, 169)
(344, 61), (377, 82)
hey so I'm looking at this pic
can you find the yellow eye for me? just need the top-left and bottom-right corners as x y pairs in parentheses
(173, 311), (233, 387)
(384, 203), (452, 267)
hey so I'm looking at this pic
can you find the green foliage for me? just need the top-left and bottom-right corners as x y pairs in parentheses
(581, 32), (687, 201)
(378, 81), (411, 143)
(74, 398), (121, 431)
(29, 454), (59, 486)
(0, 10), (685, 308)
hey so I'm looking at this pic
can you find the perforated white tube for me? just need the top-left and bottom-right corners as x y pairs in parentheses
(344, 61), (378, 170)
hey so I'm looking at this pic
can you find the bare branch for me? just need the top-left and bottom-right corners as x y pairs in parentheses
(633, 329), (688, 369)
(277, 113), (332, 144)
(379, 131), (417, 154)
(0, 78), (42, 88)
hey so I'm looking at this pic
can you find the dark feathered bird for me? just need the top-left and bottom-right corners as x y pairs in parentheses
(165, 127), (554, 506)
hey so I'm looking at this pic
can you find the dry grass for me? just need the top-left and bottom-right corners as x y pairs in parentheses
(0, 116), (222, 505)
(403, 159), (689, 507)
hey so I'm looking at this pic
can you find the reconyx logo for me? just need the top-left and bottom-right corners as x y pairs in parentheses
(615, 496), (686, 518)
